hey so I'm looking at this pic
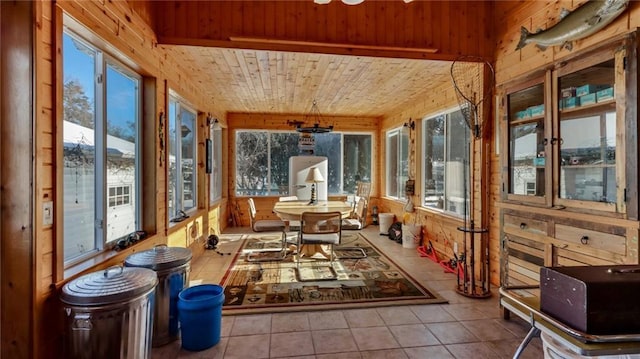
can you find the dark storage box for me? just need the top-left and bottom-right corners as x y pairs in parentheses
(540, 265), (640, 335)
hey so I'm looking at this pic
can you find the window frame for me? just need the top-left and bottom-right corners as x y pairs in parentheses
(62, 24), (143, 266)
(421, 106), (471, 218)
(385, 126), (409, 201)
(234, 129), (373, 197)
(209, 125), (223, 204)
(167, 92), (198, 221)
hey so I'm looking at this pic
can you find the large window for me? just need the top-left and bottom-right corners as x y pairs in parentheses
(168, 95), (197, 220)
(422, 108), (470, 216)
(385, 127), (409, 200)
(235, 131), (372, 196)
(63, 28), (141, 264)
(209, 125), (222, 204)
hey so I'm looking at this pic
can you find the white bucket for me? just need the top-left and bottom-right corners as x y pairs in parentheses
(402, 224), (421, 249)
(378, 213), (395, 234)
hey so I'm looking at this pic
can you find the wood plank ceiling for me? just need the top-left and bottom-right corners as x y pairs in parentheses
(148, 0), (495, 118)
(162, 45), (453, 117)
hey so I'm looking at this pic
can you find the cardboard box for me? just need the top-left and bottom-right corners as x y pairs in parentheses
(561, 97), (579, 109)
(541, 265), (640, 335)
(528, 104), (544, 117)
(576, 84), (602, 97)
(579, 93), (596, 106)
(596, 87), (614, 102)
(514, 109), (530, 120)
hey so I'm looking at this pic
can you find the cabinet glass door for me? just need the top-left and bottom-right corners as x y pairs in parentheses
(507, 83), (546, 198)
(557, 59), (616, 204)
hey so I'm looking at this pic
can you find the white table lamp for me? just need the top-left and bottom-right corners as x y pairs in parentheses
(305, 167), (325, 205)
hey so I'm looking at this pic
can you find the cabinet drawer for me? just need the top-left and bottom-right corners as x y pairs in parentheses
(504, 214), (548, 236)
(503, 235), (545, 286)
(555, 224), (626, 256)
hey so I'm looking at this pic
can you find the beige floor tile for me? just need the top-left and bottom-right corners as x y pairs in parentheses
(270, 331), (315, 357)
(376, 307), (421, 326)
(177, 337), (228, 358)
(344, 308), (385, 328)
(460, 319), (516, 341)
(445, 342), (500, 359)
(442, 303), (492, 321)
(404, 345), (454, 359)
(351, 326), (400, 351)
(316, 352), (362, 359)
(223, 334), (270, 359)
(220, 316), (235, 337)
(312, 328), (359, 354)
(409, 305), (456, 323)
(388, 324), (440, 347)
(309, 310), (349, 330)
(271, 312), (311, 333)
(229, 314), (271, 336)
(425, 322), (479, 344)
(360, 348), (408, 359)
(151, 341), (181, 359)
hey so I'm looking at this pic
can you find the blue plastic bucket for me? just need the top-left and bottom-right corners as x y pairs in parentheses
(177, 284), (225, 351)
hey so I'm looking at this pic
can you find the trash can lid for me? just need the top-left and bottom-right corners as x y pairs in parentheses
(124, 244), (192, 271)
(61, 266), (158, 306)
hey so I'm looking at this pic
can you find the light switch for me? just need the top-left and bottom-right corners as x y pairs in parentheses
(43, 201), (53, 226)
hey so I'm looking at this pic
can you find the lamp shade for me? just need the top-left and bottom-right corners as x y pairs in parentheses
(305, 167), (325, 183)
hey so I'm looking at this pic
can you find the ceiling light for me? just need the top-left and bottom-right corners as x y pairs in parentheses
(341, 0), (365, 4)
(295, 100), (334, 134)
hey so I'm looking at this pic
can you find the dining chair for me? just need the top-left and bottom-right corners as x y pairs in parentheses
(342, 197), (367, 230)
(296, 211), (342, 281)
(278, 195), (301, 231)
(246, 198), (287, 262)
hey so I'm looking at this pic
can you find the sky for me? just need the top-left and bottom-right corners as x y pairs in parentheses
(63, 32), (138, 137)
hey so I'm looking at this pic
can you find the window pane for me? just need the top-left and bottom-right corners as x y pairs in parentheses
(270, 132), (300, 195)
(386, 131), (399, 197)
(105, 63), (138, 243)
(236, 131), (268, 195)
(181, 108), (196, 211)
(343, 134), (372, 194)
(210, 128), (222, 203)
(423, 116), (445, 208)
(445, 110), (469, 216)
(510, 120), (544, 196)
(559, 113), (616, 202)
(168, 100), (178, 217)
(63, 32), (97, 261)
(314, 133), (342, 194)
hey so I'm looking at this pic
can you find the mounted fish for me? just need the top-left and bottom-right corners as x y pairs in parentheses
(516, 0), (629, 51)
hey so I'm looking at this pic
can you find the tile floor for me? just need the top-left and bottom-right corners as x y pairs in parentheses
(152, 226), (543, 359)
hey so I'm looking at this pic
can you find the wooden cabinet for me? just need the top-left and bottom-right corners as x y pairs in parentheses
(499, 35), (640, 288)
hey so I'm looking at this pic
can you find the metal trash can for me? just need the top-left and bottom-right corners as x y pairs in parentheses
(60, 266), (158, 359)
(125, 245), (192, 346)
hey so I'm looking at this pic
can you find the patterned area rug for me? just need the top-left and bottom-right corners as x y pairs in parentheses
(220, 232), (447, 315)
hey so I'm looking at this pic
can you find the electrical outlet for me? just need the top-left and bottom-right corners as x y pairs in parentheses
(43, 201), (53, 226)
(453, 241), (459, 255)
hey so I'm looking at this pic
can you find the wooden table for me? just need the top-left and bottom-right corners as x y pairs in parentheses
(273, 200), (352, 258)
(273, 200), (353, 222)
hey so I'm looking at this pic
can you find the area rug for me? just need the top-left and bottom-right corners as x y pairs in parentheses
(219, 232), (447, 315)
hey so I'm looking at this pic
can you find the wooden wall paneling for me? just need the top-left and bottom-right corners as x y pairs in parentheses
(142, 77), (158, 235)
(1, 1), (34, 356)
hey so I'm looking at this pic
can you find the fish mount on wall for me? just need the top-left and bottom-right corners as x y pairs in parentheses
(516, 0), (629, 51)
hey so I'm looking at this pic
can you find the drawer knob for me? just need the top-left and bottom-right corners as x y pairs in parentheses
(520, 223), (527, 229)
(580, 235), (589, 245)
